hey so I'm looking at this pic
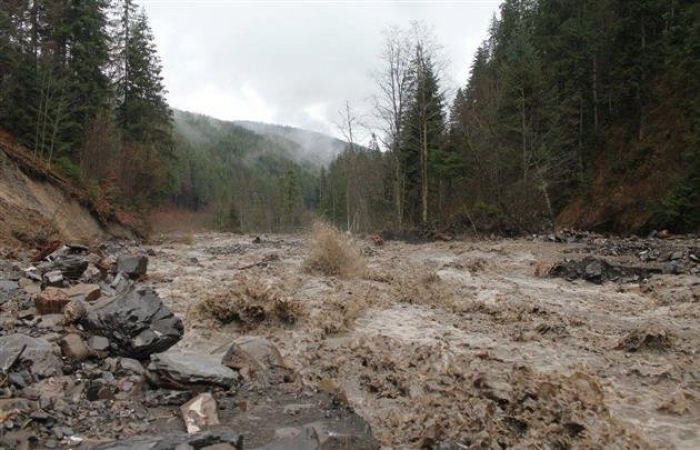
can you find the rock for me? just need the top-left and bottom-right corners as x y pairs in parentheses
(35, 287), (70, 314)
(669, 250), (684, 261)
(110, 272), (132, 293)
(66, 283), (101, 302)
(150, 351), (239, 388)
(117, 254), (148, 279)
(222, 336), (291, 383)
(118, 358), (146, 375)
(88, 336), (111, 359)
(17, 307), (37, 320)
(364, 235), (384, 247)
(87, 379), (117, 401)
(55, 256), (89, 279)
(83, 287), (183, 359)
(0, 279), (19, 291)
(61, 334), (90, 361)
(36, 314), (65, 329)
(584, 260), (603, 283)
(664, 260), (683, 275)
(64, 298), (89, 324)
(0, 397), (36, 413)
(43, 270), (64, 287)
(0, 334), (62, 378)
(18, 278), (41, 295)
(81, 264), (103, 283)
(0, 431), (37, 450)
(181, 392), (220, 434)
(92, 430), (243, 450)
(259, 419), (380, 450)
(549, 257), (662, 284)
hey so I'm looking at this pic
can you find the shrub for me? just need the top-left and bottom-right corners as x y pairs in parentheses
(190, 282), (303, 328)
(304, 222), (366, 278)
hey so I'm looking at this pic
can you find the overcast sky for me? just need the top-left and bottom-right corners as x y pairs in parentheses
(142, 0), (501, 142)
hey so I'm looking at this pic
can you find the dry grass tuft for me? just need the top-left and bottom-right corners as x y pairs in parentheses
(180, 232), (195, 245)
(190, 281), (304, 329)
(304, 222), (366, 278)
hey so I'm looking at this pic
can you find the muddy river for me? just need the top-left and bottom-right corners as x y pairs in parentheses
(147, 232), (700, 448)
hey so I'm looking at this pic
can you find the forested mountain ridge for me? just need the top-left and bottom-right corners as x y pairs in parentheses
(167, 110), (324, 232)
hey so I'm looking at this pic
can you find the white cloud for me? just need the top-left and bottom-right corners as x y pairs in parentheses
(143, 0), (501, 138)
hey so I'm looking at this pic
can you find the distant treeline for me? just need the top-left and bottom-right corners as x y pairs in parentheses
(321, 0), (700, 234)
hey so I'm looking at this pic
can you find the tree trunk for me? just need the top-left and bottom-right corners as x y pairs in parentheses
(592, 55), (599, 131)
(421, 121), (429, 225)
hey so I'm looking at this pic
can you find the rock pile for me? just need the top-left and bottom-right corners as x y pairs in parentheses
(0, 241), (379, 449)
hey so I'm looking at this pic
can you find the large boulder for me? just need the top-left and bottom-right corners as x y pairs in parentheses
(149, 351), (239, 388)
(93, 430), (243, 450)
(0, 334), (62, 378)
(82, 287), (183, 359)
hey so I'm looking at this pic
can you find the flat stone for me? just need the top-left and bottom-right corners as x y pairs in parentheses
(66, 283), (101, 302)
(61, 334), (90, 361)
(36, 314), (65, 329)
(150, 351), (239, 388)
(92, 430), (243, 450)
(0, 334), (62, 378)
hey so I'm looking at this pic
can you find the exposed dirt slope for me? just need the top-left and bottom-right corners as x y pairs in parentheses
(557, 86), (690, 234)
(0, 129), (105, 248)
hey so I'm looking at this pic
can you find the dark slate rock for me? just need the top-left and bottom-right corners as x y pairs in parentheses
(0, 333), (62, 378)
(55, 256), (89, 280)
(150, 351), (239, 388)
(92, 429), (243, 450)
(549, 257), (662, 284)
(82, 287), (183, 359)
(117, 255), (149, 279)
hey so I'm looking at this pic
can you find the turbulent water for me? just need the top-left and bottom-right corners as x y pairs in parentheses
(147, 232), (700, 448)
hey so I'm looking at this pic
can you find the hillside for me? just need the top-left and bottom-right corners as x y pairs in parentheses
(165, 111), (327, 232)
(0, 128), (140, 248)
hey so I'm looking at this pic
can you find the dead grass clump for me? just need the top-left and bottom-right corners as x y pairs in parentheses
(190, 282), (304, 329)
(304, 222), (366, 278)
(316, 289), (370, 335)
(180, 232), (195, 245)
(616, 325), (675, 352)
